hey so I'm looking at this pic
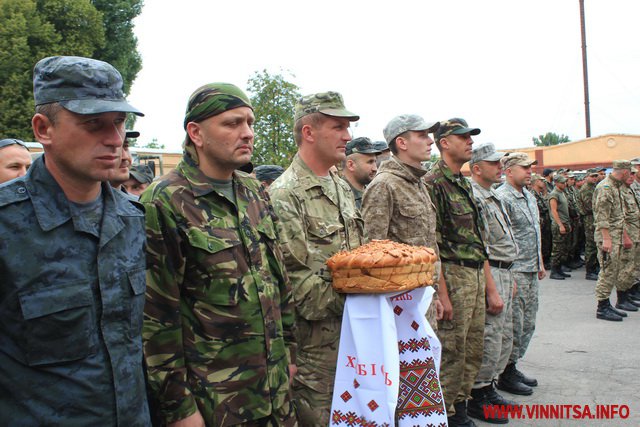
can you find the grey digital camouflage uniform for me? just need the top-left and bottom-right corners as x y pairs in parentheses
(361, 156), (440, 327)
(471, 180), (517, 385)
(495, 182), (543, 364)
(0, 156), (150, 426)
(141, 153), (296, 426)
(270, 153), (364, 426)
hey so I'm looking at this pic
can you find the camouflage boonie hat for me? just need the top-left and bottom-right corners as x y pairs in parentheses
(294, 91), (359, 122)
(33, 56), (143, 116)
(554, 174), (567, 183)
(254, 165), (285, 182)
(129, 164), (154, 184)
(501, 152), (537, 169)
(383, 114), (439, 144)
(184, 83), (252, 129)
(470, 142), (505, 165)
(434, 117), (480, 141)
(612, 160), (631, 170)
(346, 137), (380, 156)
(372, 140), (389, 152)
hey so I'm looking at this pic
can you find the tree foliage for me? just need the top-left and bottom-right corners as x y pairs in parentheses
(532, 132), (571, 147)
(247, 70), (300, 167)
(0, 0), (142, 140)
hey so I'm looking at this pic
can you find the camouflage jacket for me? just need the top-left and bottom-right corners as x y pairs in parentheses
(577, 181), (596, 216)
(471, 180), (517, 263)
(141, 155), (295, 426)
(594, 175), (626, 242)
(269, 153), (364, 394)
(495, 182), (544, 273)
(0, 156), (149, 426)
(533, 189), (551, 228)
(424, 159), (487, 263)
(631, 180), (640, 206)
(622, 183), (640, 242)
(565, 186), (579, 218)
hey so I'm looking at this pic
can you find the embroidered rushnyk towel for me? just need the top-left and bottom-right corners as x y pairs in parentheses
(330, 286), (447, 427)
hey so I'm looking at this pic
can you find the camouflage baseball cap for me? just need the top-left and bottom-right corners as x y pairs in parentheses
(470, 142), (505, 165)
(554, 174), (567, 183)
(294, 91), (359, 122)
(346, 137), (380, 156)
(184, 83), (252, 129)
(586, 168), (599, 176)
(254, 165), (285, 182)
(501, 152), (537, 169)
(33, 56), (143, 116)
(631, 157), (640, 165)
(612, 160), (631, 170)
(382, 114), (439, 144)
(129, 164), (154, 184)
(531, 173), (543, 182)
(434, 118), (480, 141)
(372, 140), (389, 152)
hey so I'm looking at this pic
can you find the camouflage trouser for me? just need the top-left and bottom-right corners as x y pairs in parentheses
(541, 220), (552, 266)
(437, 263), (486, 415)
(474, 266), (514, 386)
(509, 272), (539, 363)
(617, 243), (638, 292)
(571, 216), (584, 260)
(595, 242), (625, 300)
(583, 215), (597, 273)
(292, 380), (331, 427)
(551, 222), (571, 267)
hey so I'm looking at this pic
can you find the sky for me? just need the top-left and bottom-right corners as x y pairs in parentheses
(127, 0), (640, 154)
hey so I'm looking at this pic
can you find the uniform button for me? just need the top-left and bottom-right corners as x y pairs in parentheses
(208, 243), (214, 250)
(17, 187), (26, 194)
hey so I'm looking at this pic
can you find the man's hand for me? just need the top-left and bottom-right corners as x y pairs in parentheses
(438, 291), (453, 321)
(623, 235), (633, 250)
(602, 236), (612, 253)
(168, 411), (205, 427)
(538, 266), (547, 280)
(434, 299), (444, 320)
(559, 224), (567, 235)
(288, 364), (297, 385)
(513, 281), (517, 297)
(486, 289), (504, 315)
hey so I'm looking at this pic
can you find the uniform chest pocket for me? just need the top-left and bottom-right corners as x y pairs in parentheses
(488, 212), (507, 238)
(307, 215), (343, 243)
(399, 203), (426, 219)
(127, 268), (146, 338)
(186, 227), (240, 306)
(19, 281), (94, 366)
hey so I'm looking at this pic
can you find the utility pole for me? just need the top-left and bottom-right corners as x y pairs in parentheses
(579, 0), (591, 137)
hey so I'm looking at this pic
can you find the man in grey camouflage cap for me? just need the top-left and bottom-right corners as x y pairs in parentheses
(0, 56), (149, 426)
(123, 164), (154, 197)
(270, 91), (364, 426)
(254, 164), (285, 189)
(342, 136), (380, 209)
(373, 139), (391, 167)
(0, 138), (31, 184)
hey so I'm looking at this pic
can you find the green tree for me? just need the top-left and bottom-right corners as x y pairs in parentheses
(532, 132), (570, 147)
(247, 69), (300, 167)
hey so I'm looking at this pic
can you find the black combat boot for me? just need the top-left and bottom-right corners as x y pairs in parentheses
(550, 266), (565, 280)
(497, 364), (533, 396)
(567, 259), (582, 269)
(596, 299), (623, 321)
(468, 386), (508, 424)
(513, 365), (538, 387)
(624, 291), (640, 307)
(487, 381), (519, 406)
(561, 264), (573, 273)
(448, 400), (477, 427)
(609, 304), (628, 318)
(585, 270), (598, 280)
(615, 291), (639, 312)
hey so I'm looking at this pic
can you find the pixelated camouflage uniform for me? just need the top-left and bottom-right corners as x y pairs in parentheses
(548, 187), (572, 269)
(593, 174), (627, 300)
(632, 180), (640, 280)
(495, 183), (543, 364)
(566, 185), (584, 263)
(269, 154), (364, 426)
(578, 181), (598, 274)
(141, 153), (296, 426)
(618, 183), (640, 289)
(361, 156), (440, 328)
(0, 156), (150, 426)
(471, 180), (517, 385)
(533, 189), (552, 267)
(425, 159), (487, 415)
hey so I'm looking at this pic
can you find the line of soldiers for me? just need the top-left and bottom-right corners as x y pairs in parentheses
(1, 54), (637, 427)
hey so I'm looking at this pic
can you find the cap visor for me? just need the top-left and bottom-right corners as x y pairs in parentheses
(126, 131), (140, 139)
(452, 127), (481, 136)
(320, 109), (360, 121)
(61, 99), (144, 116)
(484, 152), (505, 162)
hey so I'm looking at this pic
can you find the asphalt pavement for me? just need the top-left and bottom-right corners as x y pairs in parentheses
(474, 265), (640, 426)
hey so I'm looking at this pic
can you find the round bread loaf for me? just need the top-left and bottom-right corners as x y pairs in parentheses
(326, 240), (437, 293)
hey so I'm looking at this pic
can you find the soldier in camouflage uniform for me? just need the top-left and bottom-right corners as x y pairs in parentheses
(269, 92), (364, 426)
(531, 174), (552, 269)
(425, 118), (488, 427)
(495, 153), (545, 397)
(467, 143), (519, 423)
(577, 169), (601, 280)
(548, 175), (573, 280)
(0, 138), (31, 184)
(361, 114), (443, 328)
(341, 136), (380, 210)
(0, 56), (149, 425)
(593, 160), (636, 321)
(565, 173), (584, 269)
(618, 168), (640, 307)
(631, 163), (640, 296)
(141, 83), (296, 426)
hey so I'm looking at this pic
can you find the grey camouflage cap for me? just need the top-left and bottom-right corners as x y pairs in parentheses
(434, 117), (480, 141)
(129, 164), (154, 184)
(383, 114), (439, 144)
(346, 137), (380, 156)
(501, 152), (537, 169)
(254, 165), (285, 182)
(294, 91), (359, 122)
(612, 160), (631, 170)
(470, 142), (505, 164)
(554, 174), (567, 183)
(33, 56), (143, 116)
(586, 168), (599, 176)
(372, 140), (389, 152)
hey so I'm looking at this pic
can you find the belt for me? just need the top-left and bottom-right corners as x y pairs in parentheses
(441, 258), (483, 269)
(489, 259), (513, 270)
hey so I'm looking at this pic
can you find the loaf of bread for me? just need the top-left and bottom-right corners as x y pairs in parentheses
(326, 240), (437, 293)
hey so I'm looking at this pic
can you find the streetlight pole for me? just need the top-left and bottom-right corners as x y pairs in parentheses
(579, 0), (591, 137)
